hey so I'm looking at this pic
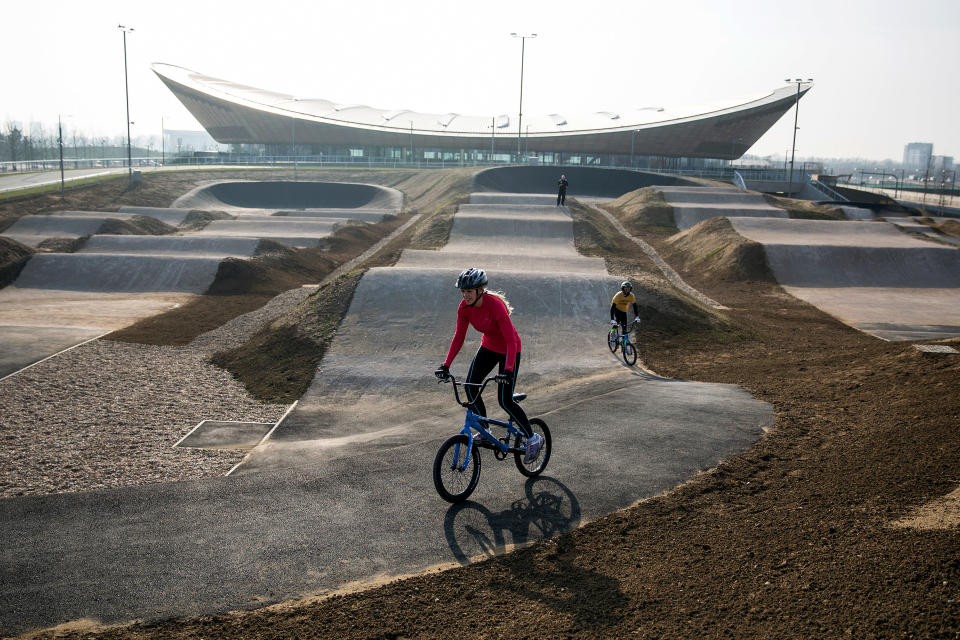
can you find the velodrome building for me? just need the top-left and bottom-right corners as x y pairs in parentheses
(152, 63), (810, 167)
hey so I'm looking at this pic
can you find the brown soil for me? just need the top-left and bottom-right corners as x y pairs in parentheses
(209, 271), (364, 403)
(21, 190), (960, 639)
(601, 187), (677, 232)
(665, 216), (775, 284)
(762, 194), (846, 220)
(0, 236), (34, 287)
(930, 218), (960, 238)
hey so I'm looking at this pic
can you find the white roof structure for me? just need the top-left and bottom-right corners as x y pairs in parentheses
(153, 63), (811, 159)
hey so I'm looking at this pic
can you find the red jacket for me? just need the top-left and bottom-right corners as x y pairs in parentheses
(443, 294), (521, 371)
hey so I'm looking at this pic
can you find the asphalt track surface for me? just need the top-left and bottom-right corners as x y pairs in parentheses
(0, 181), (401, 378)
(0, 192), (774, 635)
(655, 185), (788, 229)
(728, 217), (960, 341)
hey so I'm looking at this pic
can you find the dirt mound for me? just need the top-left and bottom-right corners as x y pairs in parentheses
(600, 187), (676, 232)
(762, 194), (845, 220)
(0, 235), (34, 288)
(98, 215), (176, 236)
(35, 236), (88, 253)
(210, 271), (364, 403)
(568, 200), (724, 333)
(253, 239), (299, 258)
(179, 210), (234, 231)
(932, 218), (960, 237)
(666, 216), (774, 283)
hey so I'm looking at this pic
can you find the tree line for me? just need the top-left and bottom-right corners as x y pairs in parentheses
(1, 122), (160, 164)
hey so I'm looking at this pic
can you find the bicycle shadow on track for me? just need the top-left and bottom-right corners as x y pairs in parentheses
(444, 476), (628, 632)
(443, 476), (581, 565)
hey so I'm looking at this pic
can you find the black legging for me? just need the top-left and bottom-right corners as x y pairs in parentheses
(465, 346), (533, 438)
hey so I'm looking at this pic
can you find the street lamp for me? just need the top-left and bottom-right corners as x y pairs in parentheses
(510, 32), (536, 163)
(118, 25), (134, 186)
(785, 77), (812, 198)
(58, 114), (67, 199)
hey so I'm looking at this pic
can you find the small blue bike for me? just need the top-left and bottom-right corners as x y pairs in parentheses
(607, 319), (639, 366)
(433, 373), (552, 503)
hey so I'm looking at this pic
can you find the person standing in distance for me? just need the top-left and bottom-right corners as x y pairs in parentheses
(557, 174), (569, 206)
(610, 280), (640, 335)
(434, 267), (543, 463)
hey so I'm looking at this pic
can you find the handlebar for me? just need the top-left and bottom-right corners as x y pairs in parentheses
(436, 372), (499, 408)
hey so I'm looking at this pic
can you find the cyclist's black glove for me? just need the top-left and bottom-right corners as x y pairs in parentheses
(435, 365), (450, 380)
(494, 372), (512, 385)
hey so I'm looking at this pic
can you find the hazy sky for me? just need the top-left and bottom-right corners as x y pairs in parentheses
(4, 0), (958, 161)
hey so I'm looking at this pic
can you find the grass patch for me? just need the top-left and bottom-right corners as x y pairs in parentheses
(0, 173), (127, 204)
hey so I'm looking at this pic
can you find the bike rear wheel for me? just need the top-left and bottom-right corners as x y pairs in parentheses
(514, 418), (552, 477)
(434, 434), (482, 503)
(623, 341), (637, 365)
(607, 327), (619, 353)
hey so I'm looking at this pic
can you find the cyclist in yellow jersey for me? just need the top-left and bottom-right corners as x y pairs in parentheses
(610, 281), (640, 335)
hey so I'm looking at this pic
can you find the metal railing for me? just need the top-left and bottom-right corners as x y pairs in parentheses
(0, 153), (804, 186)
(808, 180), (848, 201)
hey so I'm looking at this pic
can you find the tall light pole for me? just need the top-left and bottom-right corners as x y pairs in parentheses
(58, 114), (66, 199)
(119, 25), (134, 186)
(785, 77), (812, 198)
(510, 32), (536, 163)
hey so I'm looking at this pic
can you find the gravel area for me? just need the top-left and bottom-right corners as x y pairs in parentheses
(189, 286), (318, 354)
(0, 339), (288, 498)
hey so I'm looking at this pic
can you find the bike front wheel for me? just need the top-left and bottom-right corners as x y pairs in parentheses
(623, 341), (637, 365)
(607, 327), (619, 353)
(514, 418), (552, 477)
(434, 434), (482, 503)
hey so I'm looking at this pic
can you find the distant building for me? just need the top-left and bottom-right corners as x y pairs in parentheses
(153, 63), (812, 167)
(931, 155), (954, 172)
(903, 142), (933, 170)
(162, 129), (226, 155)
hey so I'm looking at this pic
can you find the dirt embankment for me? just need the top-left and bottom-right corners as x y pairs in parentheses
(600, 186), (676, 232)
(209, 271), (364, 403)
(664, 216), (775, 284)
(569, 200), (725, 335)
(762, 193), (846, 219)
(0, 236), (34, 287)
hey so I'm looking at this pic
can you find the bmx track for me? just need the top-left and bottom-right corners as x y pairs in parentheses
(0, 181), (401, 378)
(0, 179), (773, 635)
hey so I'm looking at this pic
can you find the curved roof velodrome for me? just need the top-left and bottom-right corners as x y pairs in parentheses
(153, 63), (811, 159)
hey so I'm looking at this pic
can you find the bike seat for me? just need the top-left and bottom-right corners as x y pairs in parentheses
(512, 393), (527, 403)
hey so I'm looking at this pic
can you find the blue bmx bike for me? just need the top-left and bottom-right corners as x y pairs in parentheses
(607, 319), (639, 366)
(433, 373), (552, 503)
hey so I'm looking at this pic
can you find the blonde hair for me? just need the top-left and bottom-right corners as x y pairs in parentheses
(482, 289), (514, 315)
